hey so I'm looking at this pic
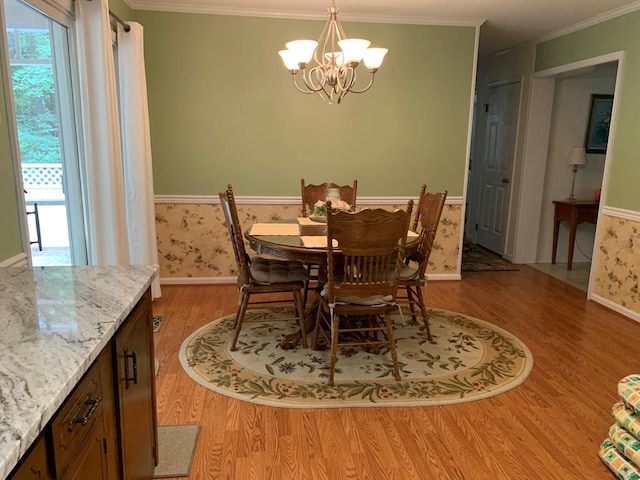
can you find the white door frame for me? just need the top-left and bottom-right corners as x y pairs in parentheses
(513, 51), (624, 297)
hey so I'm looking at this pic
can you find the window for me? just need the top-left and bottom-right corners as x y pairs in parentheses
(2, 0), (87, 265)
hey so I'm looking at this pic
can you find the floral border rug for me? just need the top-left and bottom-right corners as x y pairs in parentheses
(179, 308), (533, 408)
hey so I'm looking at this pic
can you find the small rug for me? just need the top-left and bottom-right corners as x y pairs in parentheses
(153, 424), (200, 478)
(179, 308), (533, 408)
(153, 315), (165, 333)
(462, 241), (519, 272)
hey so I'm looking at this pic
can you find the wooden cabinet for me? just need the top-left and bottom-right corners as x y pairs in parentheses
(9, 436), (53, 480)
(62, 414), (111, 480)
(113, 289), (158, 480)
(49, 350), (112, 480)
(7, 289), (156, 480)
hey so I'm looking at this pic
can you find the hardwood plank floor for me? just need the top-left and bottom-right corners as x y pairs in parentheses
(151, 266), (639, 479)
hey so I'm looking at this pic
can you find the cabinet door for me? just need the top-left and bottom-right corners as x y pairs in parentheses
(9, 435), (53, 480)
(114, 290), (157, 480)
(62, 415), (110, 480)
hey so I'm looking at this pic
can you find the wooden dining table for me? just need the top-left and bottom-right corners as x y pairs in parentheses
(245, 217), (419, 349)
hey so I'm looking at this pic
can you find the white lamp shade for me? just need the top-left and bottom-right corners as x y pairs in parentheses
(278, 50), (301, 71)
(363, 47), (388, 69)
(285, 40), (318, 64)
(568, 147), (587, 166)
(338, 38), (371, 63)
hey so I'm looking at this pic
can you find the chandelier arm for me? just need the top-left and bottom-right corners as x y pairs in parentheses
(291, 74), (321, 95)
(336, 66), (356, 93)
(319, 86), (334, 104)
(347, 71), (376, 94)
(304, 66), (327, 92)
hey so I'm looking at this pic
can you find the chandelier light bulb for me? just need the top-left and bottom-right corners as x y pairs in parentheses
(278, 50), (301, 72)
(337, 38), (371, 64)
(363, 48), (388, 70)
(284, 40), (318, 65)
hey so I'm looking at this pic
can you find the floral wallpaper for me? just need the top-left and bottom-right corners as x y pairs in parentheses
(155, 202), (462, 279)
(593, 214), (640, 314)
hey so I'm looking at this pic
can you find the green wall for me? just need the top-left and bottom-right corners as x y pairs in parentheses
(0, 47), (23, 261)
(136, 11), (477, 196)
(109, 0), (133, 19)
(536, 11), (640, 211)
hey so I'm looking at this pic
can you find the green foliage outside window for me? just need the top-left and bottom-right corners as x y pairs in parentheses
(7, 28), (60, 164)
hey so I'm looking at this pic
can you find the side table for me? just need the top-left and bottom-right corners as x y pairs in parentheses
(551, 199), (599, 271)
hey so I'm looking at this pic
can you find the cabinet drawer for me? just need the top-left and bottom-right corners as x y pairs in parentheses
(50, 360), (104, 478)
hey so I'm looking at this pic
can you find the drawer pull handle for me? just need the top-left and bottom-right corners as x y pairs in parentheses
(124, 349), (138, 389)
(69, 396), (102, 430)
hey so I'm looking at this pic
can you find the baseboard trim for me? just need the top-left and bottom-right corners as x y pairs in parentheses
(425, 273), (462, 281)
(160, 273), (461, 285)
(160, 276), (236, 285)
(590, 293), (640, 324)
(0, 252), (28, 267)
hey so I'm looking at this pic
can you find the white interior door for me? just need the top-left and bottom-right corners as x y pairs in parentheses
(476, 81), (520, 254)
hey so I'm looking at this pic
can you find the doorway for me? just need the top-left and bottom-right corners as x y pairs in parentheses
(531, 61), (617, 291)
(3, 0), (87, 266)
(508, 52), (622, 297)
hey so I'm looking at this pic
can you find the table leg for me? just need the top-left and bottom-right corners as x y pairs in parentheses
(567, 221), (576, 271)
(280, 295), (319, 350)
(552, 220), (560, 265)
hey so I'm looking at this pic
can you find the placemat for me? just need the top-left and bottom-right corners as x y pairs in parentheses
(301, 236), (338, 248)
(249, 223), (300, 236)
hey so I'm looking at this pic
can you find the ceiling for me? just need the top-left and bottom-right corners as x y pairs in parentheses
(129, 0), (640, 56)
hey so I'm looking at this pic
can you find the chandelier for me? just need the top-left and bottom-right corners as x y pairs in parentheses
(278, 0), (388, 104)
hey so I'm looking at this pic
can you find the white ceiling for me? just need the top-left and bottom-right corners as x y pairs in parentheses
(128, 0), (640, 56)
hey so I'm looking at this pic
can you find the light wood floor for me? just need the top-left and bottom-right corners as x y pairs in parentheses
(152, 266), (638, 480)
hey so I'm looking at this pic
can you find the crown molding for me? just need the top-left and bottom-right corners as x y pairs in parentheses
(125, 0), (484, 27)
(536, 0), (640, 44)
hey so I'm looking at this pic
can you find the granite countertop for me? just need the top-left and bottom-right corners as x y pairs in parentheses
(0, 265), (158, 480)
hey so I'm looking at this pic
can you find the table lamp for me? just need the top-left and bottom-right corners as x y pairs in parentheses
(567, 146), (586, 202)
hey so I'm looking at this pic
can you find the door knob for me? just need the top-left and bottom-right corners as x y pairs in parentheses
(502, 178), (511, 184)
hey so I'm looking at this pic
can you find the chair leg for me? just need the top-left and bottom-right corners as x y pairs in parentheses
(414, 285), (433, 342)
(405, 285), (418, 323)
(293, 289), (308, 349)
(329, 314), (339, 386)
(313, 303), (325, 350)
(384, 315), (401, 381)
(303, 265), (312, 308)
(230, 292), (250, 351)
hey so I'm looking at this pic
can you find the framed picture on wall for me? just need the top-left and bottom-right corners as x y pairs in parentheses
(585, 94), (613, 154)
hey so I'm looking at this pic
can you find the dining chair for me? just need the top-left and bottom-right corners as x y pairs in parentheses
(299, 178), (358, 307)
(399, 186), (447, 342)
(313, 200), (413, 385)
(300, 178), (358, 217)
(219, 185), (309, 350)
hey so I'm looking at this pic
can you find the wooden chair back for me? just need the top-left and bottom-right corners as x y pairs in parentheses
(325, 201), (412, 302)
(218, 185), (251, 287)
(300, 178), (358, 217)
(408, 189), (447, 279)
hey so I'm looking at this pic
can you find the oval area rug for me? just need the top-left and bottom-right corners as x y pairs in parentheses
(179, 308), (533, 408)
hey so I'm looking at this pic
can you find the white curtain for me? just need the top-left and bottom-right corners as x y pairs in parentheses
(75, 0), (130, 265)
(117, 22), (161, 299)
